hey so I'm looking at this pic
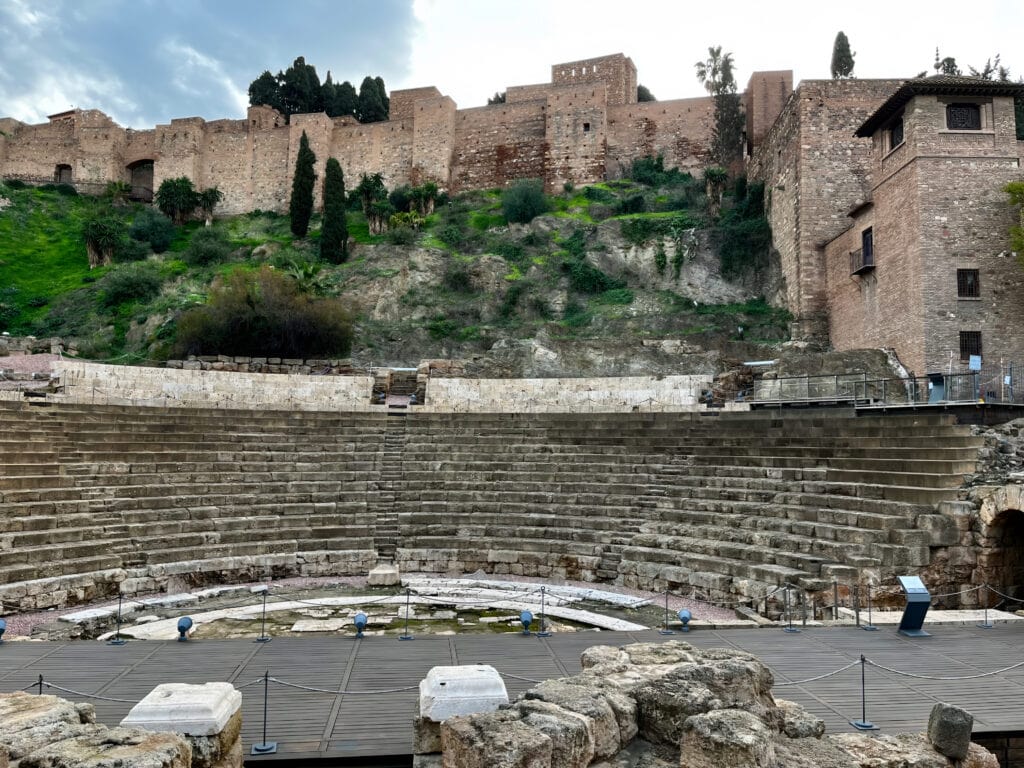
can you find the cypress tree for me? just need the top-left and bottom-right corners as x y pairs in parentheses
(374, 76), (390, 117)
(320, 158), (348, 263)
(289, 131), (316, 238)
(830, 32), (855, 79)
(358, 76), (387, 123)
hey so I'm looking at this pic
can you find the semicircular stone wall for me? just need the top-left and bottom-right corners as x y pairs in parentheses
(0, 400), (981, 612)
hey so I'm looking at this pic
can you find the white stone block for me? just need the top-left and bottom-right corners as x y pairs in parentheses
(368, 563), (400, 586)
(419, 665), (508, 721)
(121, 682), (241, 736)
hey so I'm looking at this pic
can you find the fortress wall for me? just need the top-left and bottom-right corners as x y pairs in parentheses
(152, 117), (205, 194)
(123, 129), (156, 166)
(411, 95), (457, 185)
(57, 361), (376, 411)
(552, 53), (637, 106)
(330, 118), (415, 194)
(544, 83), (609, 190)
(450, 102), (547, 190)
(506, 83), (557, 103)
(744, 71), (793, 151)
(391, 86), (443, 120)
(0, 118), (103, 182)
(73, 111), (127, 183)
(421, 374), (711, 412)
(749, 80), (900, 335)
(606, 97), (714, 178)
(249, 124), (291, 213)
(198, 119), (251, 214)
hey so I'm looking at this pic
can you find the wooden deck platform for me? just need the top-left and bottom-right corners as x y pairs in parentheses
(3, 625), (1023, 763)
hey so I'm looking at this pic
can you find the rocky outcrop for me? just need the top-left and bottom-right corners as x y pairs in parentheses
(434, 641), (998, 768)
(0, 692), (191, 768)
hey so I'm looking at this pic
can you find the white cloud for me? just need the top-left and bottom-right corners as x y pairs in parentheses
(162, 40), (249, 116)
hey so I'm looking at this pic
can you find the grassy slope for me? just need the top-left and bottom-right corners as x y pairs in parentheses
(0, 180), (788, 360)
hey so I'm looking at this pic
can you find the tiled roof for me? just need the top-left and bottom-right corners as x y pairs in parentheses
(855, 75), (1024, 137)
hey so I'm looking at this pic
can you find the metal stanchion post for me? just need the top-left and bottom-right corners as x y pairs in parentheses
(853, 583), (861, 627)
(255, 588), (271, 643)
(783, 587), (800, 633)
(37, 674), (44, 695)
(537, 586), (552, 638)
(250, 671), (278, 755)
(850, 655), (878, 731)
(399, 588), (414, 641)
(833, 580), (840, 621)
(862, 583), (878, 632)
(977, 584), (993, 629)
(659, 588), (675, 635)
(108, 594), (127, 646)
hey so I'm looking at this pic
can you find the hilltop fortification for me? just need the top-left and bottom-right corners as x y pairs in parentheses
(0, 54), (789, 214)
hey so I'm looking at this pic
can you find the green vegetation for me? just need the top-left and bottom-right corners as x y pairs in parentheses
(174, 266), (353, 357)
(830, 32), (855, 79)
(695, 46), (744, 170)
(320, 158), (348, 263)
(715, 180), (771, 278)
(289, 131), (316, 238)
(247, 56), (387, 122)
(0, 170), (787, 360)
(501, 178), (548, 224)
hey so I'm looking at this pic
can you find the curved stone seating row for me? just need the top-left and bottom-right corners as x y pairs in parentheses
(0, 402), (981, 611)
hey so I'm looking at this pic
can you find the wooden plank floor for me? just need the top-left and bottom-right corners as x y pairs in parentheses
(3, 626), (1024, 761)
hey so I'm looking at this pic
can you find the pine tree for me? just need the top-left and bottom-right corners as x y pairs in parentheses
(320, 158), (348, 263)
(637, 84), (656, 102)
(830, 32), (855, 79)
(289, 131), (316, 238)
(281, 57), (323, 116)
(358, 76), (388, 123)
(248, 70), (283, 113)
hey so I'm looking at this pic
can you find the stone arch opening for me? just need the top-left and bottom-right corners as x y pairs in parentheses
(126, 160), (154, 202)
(982, 508), (1024, 599)
(54, 164), (72, 184)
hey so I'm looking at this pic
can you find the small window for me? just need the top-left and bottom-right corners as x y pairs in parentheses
(959, 331), (982, 360)
(862, 227), (873, 265)
(582, 122), (591, 133)
(889, 117), (904, 149)
(957, 269), (980, 298)
(946, 103), (981, 131)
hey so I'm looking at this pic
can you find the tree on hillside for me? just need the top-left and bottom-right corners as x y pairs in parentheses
(375, 76), (390, 116)
(82, 214), (124, 268)
(358, 76), (388, 123)
(197, 187), (224, 227)
(637, 84), (656, 102)
(248, 70), (284, 114)
(320, 158), (348, 263)
(155, 177), (199, 224)
(322, 72), (359, 118)
(695, 46), (745, 169)
(487, 91), (507, 105)
(289, 131), (316, 238)
(280, 56), (323, 117)
(830, 32), (855, 78)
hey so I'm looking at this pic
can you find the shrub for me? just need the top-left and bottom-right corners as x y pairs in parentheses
(493, 240), (525, 264)
(616, 194), (646, 215)
(442, 263), (473, 293)
(173, 266), (353, 357)
(654, 244), (667, 275)
(583, 186), (615, 203)
(438, 223), (466, 248)
(499, 281), (527, 318)
(385, 226), (416, 246)
(716, 181), (771, 278)
(155, 176), (199, 224)
(113, 237), (151, 263)
(130, 208), (175, 253)
(502, 178), (548, 224)
(597, 288), (634, 305)
(3, 178), (27, 190)
(182, 227), (232, 266)
(566, 260), (624, 294)
(561, 229), (587, 259)
(426, 315), (458, 340)
(99, 262), (163, 306)
(389, 185), (412, 213)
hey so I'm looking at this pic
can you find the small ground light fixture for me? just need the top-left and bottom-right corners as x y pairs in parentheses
(177, 616), (193, 641)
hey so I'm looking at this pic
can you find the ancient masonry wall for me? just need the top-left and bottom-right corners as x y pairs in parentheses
(749, 80), (903, 337)
(825, 93), (1024, 374)
(0, 54), (791, 210)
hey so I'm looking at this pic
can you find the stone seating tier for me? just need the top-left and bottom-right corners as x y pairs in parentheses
(0, 402), (980, 610)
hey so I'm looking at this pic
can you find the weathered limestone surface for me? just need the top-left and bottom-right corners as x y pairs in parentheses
(434, 641), (999, 768)
(0, 692), (191, 768)
(926, 702), (973, 760)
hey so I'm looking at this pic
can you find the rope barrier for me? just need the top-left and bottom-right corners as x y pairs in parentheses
(500, 672), (546, 684)
(865, 659), (1024, 681)
(928, 584), (984, 599)
(773, 660), (862, 686)
(982, 584), (1023, 603)
(266, 677), (420, 695)
(39, 681), (139, 704)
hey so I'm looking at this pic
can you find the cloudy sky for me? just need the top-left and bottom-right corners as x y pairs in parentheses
(2, 0), (1022, 128)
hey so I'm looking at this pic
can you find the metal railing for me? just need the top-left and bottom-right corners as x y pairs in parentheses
(741, 363), (1022, 407)
(850, 247), (874, 275)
